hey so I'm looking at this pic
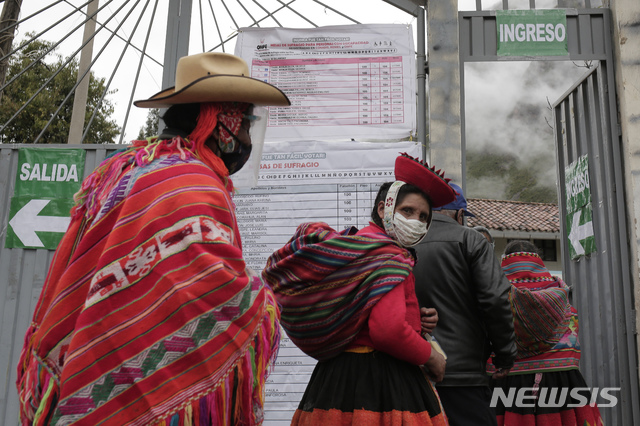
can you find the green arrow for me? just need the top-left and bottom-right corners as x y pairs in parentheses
(568, 210), (594, 256)
(8, 199), (70, 247)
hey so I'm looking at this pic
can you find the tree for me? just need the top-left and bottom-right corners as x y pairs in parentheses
(0, 35), (120, 144)
(138, 108), (160, 139)
(466, 147), (558, 203)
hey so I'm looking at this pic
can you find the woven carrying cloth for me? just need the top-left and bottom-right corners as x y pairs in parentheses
(499, 251), (579, 370)
(16, 137), (280, 426)
(262, 222), (415, 361)
(492, 252), (601, 426)
(502, 252), (577, 358)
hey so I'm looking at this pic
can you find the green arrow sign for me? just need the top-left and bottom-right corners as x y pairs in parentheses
(5, 148), (86, 249)
(564, 155), (596, 259)
(567, 207), (595, 258)
(496, 10), (568, 57)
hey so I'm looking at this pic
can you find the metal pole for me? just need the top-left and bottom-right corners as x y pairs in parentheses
(157, 0), (192, 133)
(417, 6), (427, 162)
(68, 0), (99, 144)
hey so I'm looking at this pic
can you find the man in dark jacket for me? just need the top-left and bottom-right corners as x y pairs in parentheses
(414, 183), (516, 426)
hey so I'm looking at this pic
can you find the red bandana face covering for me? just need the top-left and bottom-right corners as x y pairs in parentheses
(200, 102), (254, 175)
(216, 103), (248, 153)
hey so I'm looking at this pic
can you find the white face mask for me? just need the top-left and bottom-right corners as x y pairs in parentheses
(383, 181), (430, 247)
(393, 212), (428, 247)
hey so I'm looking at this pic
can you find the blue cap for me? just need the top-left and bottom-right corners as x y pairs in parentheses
(432, 183), (476, 217)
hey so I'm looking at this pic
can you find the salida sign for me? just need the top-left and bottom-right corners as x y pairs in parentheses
(6, 148), (86, 249)
(496, 9), (568, 57)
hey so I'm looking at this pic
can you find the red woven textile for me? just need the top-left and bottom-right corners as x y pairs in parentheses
(17, 142), (279, 425)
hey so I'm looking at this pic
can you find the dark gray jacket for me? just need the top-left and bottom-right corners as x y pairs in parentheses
(413, 214), (516, 387)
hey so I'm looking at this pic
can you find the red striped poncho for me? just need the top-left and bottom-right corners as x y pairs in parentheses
(16, 137), (280, 425)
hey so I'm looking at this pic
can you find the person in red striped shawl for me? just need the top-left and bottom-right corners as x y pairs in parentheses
(489, 240), (603, 426)
(263, 154), (456, 425)
(17, 52), (288, 425)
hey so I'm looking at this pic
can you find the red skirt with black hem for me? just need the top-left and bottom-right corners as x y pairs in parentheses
(292, 350), (447, 426)
(491, 369), (603, 426)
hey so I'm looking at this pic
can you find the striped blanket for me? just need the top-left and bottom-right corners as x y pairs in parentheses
(499, 252), (579, 372)
(262, 222), (414, 361)
(17, 137), (280, 425)
(509, 284), (573, 359)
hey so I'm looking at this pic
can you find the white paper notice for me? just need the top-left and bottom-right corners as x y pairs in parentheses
(263, 329), (317, 425)
(235, 140), (421, 424)
(234, 25), (416, 142)
(236, 140), (421, 272)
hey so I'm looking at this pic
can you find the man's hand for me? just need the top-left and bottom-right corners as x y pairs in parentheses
(420, 307), (438, 336)
(492, 367), (511, 380)
(424, 347), (446, 382)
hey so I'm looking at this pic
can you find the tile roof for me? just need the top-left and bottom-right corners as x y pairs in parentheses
(466, 199), (560, 233)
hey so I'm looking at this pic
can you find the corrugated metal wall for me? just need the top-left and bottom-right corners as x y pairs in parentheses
(0, 144), (122, 425)
(553, 61), (639, 425)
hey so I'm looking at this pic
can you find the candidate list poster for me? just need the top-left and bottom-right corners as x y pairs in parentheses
(234, 24), (417, 142)
(236, 140), (421, 424)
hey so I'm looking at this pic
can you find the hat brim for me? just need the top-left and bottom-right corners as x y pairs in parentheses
(134, 74), (291, 108)
(395, 155), (456, 208)
(432, 202), (476, 216)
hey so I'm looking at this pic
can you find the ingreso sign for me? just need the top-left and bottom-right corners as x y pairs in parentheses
(6, 148), (86, 250)
(496, 10), (568, 57)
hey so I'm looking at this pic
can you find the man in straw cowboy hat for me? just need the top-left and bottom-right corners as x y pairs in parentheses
(17, 52), (289, 425)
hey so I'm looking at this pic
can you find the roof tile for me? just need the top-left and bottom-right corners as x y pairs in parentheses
(466, 199), (559, 233)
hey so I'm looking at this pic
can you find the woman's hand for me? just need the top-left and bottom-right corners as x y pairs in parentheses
(424, 347), (446, 382)
(492, 367), (511, 380)
(420, 307), (438, 336)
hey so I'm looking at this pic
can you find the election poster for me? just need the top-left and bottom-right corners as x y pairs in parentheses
(234, 24), (417, 142)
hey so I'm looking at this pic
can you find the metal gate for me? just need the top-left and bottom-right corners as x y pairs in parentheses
(458, 7), (639, 424)
(553, 61), (639, 425)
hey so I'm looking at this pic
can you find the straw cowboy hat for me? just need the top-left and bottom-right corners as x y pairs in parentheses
(134, 52), (290, 108)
